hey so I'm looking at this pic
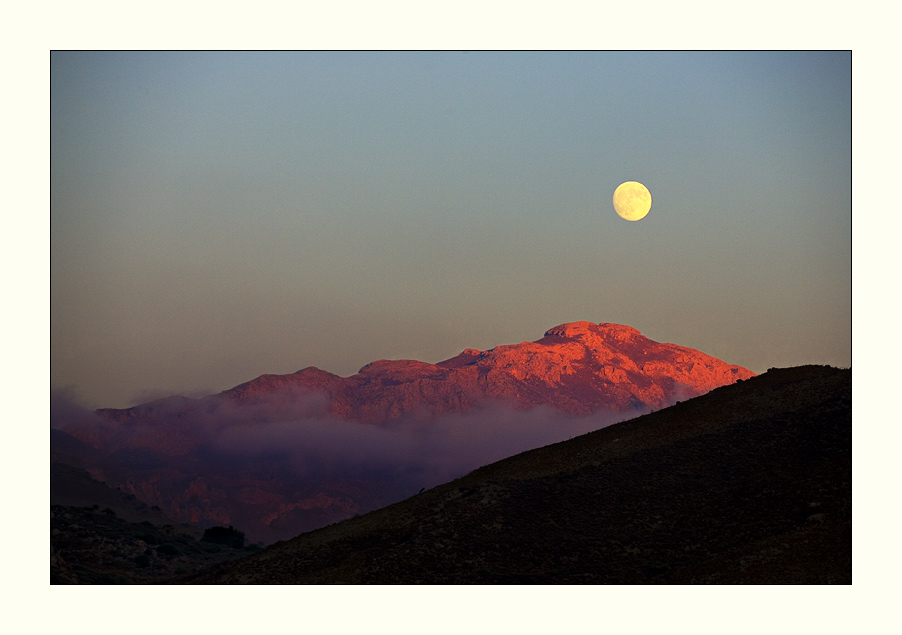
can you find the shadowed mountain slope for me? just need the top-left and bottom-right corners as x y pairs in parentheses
(184, 365), (851, 584)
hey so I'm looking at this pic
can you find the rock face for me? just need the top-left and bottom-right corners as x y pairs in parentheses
(55, 322), (754, 543)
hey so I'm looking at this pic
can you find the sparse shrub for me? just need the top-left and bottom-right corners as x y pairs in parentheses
(201, 525), (245, 549)
(157, 543), (180, 557)
(103, 508), (116, 516)
(140, 532), (159, 545)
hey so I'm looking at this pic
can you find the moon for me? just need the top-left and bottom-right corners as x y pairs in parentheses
(613, 181), (652, 221)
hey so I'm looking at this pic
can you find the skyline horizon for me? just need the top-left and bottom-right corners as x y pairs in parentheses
(51, 52), (851, 408)
(55, 316), (845, 410)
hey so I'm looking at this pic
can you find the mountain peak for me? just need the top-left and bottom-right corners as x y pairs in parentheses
(544, 321), (641, 340)
(97, 320), (754, 424)
(215, 321), (753, 424)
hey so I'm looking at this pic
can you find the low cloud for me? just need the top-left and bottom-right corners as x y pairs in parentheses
(52, 385), (650, 536)
(50, 388), (105, 429)
(207, 395), (645, 497)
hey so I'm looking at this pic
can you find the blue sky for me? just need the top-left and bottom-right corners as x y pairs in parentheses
(51, 51), (851, 407)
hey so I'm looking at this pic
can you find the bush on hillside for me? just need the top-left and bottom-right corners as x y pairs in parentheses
(200, 525), (245, 549)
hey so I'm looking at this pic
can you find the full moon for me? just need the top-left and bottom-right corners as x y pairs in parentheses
(613, 181), (652, 221)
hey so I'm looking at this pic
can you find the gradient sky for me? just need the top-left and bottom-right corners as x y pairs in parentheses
(51, 51), (851, 408)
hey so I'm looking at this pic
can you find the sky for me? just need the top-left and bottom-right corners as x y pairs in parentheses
(51, 51), (851, 408)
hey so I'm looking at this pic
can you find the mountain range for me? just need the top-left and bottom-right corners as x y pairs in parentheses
(52, 321), (754, 543)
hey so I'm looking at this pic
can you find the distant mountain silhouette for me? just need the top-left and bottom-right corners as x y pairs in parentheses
(53, 322), (754, 543)
(183, 365), (851, 584)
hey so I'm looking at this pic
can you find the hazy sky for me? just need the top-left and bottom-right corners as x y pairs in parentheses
(51, 51), (851, 408)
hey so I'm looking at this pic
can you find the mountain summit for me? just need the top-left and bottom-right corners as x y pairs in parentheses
(55, 322), (754, 542)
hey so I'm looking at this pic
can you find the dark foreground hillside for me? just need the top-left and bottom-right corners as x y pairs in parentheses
(184, 365), (851, 584)
(51, 504), (259, 584)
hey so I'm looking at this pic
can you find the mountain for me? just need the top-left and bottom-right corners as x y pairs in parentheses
(183, 365), (851, 584)
(53, 321), (754, 543)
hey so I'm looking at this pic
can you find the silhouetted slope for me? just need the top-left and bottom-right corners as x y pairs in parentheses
(185, 365), (851, 584)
